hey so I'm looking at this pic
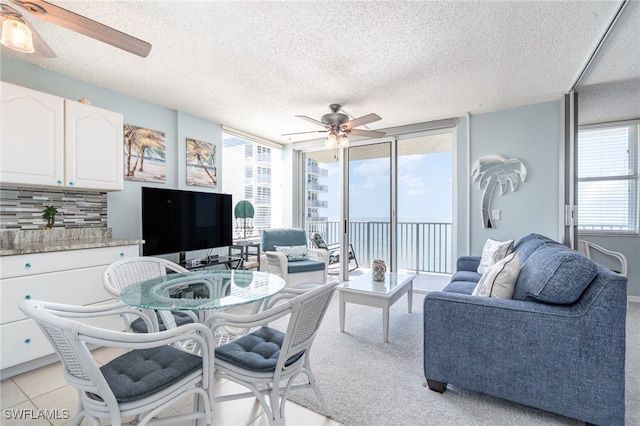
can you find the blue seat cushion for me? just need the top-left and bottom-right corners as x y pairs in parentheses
(443, 281), (476, 295)
(287, 259), (326, 274)
(215, 326), (304, 372)
(450, 270), (482, 284)
(131, 310), (194, 333)
(513, 246), (598, 304)
(100, 345), (202, 403)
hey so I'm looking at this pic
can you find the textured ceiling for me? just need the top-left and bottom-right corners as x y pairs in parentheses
(1, 1), (638, 144)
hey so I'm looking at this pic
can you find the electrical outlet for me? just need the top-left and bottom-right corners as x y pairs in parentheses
(491, 210), (501, 221)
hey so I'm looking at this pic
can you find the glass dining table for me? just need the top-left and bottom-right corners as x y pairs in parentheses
(119, 269), (286, 330)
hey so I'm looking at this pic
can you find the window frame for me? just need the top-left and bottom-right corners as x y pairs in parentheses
(222, 131), (279, 241)
(577, 119), (639, 235)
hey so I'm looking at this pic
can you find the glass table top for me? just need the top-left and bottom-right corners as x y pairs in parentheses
(119, 270), (286, 311)
(338, 271), (415, 295)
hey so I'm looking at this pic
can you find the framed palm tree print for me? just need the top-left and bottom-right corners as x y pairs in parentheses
(186, 138), (217, 187)
(123, 124), (166, 182)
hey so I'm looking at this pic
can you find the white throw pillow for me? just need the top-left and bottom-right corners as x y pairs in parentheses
(472, 252), (520, 299)
(477, 238), (514, 274)
(274, 245), (308, 262)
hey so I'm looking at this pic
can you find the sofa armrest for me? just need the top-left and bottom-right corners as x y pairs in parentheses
(456, 255), (481, 272)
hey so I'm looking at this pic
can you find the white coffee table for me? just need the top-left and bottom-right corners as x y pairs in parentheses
(337, 271), (415, 342)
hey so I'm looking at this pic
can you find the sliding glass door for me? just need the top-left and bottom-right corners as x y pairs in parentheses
(348, 142), (392, 275)
(301, 130), (453, 285)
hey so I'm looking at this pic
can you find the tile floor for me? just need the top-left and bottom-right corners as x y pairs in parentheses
(0, 346), (344, 426)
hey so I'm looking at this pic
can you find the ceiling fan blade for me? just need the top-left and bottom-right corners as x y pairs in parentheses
(295, 115), (326, 127)
(9, 0), (152, 57)
(0, 5), (56, 57)
(349, 128), (387, 138)
(23, 18), (56, 58)
(342, 113), (382, 131)
(282, 129), (329, 136)
(340, 107), (370, 129)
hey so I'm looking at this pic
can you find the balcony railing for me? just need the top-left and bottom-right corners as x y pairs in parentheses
(306, 220), (452, 274)
(306, 166), (329, 176)
(306, 182), (328, 192)
(306, 199), (328, 208)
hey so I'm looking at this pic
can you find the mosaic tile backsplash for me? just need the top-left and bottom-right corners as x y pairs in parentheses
(0, 186), (108, 230)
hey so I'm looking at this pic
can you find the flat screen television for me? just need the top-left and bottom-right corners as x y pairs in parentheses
(141, 187), (233, 257)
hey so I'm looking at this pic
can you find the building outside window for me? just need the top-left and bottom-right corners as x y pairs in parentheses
(577, 121), (639, 234)
(222, 132), (273, 239)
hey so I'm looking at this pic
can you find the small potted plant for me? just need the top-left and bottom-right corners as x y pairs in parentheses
(42, 206), (58, 230)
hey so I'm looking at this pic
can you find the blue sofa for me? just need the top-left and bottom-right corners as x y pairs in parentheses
(423, 234), (627, 425)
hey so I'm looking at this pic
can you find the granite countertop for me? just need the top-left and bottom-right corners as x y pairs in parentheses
(0, 228), (144, 256)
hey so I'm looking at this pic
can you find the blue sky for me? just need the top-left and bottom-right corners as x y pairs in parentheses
(319, 151), (452, 223)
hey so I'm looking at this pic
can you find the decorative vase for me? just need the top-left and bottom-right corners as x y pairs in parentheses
(372, 259), (387, 281)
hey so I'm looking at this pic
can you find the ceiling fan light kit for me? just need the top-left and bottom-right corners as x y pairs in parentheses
(286, 104), (386, 148)
(1, 14), (34, 53)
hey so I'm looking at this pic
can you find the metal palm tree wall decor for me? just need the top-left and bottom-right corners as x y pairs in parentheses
(471, 154), (527, 228)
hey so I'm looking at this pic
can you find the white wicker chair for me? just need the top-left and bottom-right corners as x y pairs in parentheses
(103, 256), (199, 332)
(19, 299), (215, 426)
(204, 280), (338, 426)
(261, 228), (329, 288)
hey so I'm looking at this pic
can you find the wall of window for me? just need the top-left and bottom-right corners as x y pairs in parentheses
(577, 121), (639, 234)
(222, 132), (277, 240)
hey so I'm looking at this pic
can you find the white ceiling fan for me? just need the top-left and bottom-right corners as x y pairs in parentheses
(0, 0), (151, 58)
(284, 104), (386, 148)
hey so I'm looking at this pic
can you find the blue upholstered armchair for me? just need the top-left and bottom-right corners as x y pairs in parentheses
(260, 228), (328, 287)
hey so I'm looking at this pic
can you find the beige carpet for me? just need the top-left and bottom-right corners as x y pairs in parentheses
(288, 293), (639, 426)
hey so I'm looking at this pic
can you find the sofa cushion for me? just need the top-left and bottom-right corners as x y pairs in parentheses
(274, 244), (309, 261)
(442, 281), (476, 295)
(513, 233), (552, 263)
(472, 252), (520, 299)
(477, 238), (514, 274)
(451, 270), (483, 284)
(513, 247), (598, 304)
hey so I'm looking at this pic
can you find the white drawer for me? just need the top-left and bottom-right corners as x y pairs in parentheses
(1, 265), (117, 323)
(1, 319), (54, 370)
(0, 311), (125, 370)
(0, 245), (140, 279)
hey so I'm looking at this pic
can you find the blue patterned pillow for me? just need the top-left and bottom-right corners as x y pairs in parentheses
(274, 245), (309, 262)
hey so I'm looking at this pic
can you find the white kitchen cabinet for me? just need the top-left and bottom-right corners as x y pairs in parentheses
(0, 244), (140, 371)
(65, 99), (123, 191)
(0, 81), (65, 186)
(0, 81), (124, 191)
